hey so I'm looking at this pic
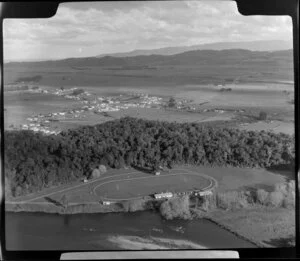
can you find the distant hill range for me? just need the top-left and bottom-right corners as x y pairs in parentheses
(5, 44), (293, 86)
(6, 48), (293, 68)
(95, 40), (293, 58)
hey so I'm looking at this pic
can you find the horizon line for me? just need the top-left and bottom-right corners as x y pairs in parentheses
(4, 40), (292, 64)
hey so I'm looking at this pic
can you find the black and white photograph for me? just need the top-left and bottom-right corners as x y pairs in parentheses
(1, 0), (296, 254)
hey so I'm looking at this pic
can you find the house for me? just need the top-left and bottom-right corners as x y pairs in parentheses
(155, 171), (160, 176)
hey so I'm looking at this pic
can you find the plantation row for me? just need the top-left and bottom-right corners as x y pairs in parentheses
(4, 117), (294, 197)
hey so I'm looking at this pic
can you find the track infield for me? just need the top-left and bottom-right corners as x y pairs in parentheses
(9, 168), (217, 204)
(94, 170), (215, 201)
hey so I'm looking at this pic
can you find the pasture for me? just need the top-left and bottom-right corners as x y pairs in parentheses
(3, 91), (80, 128)
(239, 120), (294, 135)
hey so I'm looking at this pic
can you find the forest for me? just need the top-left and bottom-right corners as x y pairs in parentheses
(4, 117), (294, 197)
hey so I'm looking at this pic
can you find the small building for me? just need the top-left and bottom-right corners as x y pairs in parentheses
(155, 171), (160, 176)
(101, 201), (112, 206)
(154, 192), (173, 199)
(198, 190), (213, 197)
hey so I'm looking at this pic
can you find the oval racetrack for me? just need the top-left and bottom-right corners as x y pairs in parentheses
(94, 168), (217, 201)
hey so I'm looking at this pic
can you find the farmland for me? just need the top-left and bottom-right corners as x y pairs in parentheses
(3, 82), (294, 135)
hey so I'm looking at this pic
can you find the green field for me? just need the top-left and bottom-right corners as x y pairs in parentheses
(93, 172), (212, 200)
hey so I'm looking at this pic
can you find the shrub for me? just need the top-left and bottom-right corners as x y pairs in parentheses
(190, 208), (206, 219)
(274, 183), (287, 194)
(91, 168), (101, 179)
(216, 191), (250, 210)
(72, 88), (84, 96)
(60, 194), (68, 208)
(99, 165), (107, 173)
(255, 189), (269, 205)
(14, 186), (23, 197)
(122, 199), (147, 212)
(159, 196), (191, 220)
(254, 182), (295, 208)
(121, 201), (130, 212)
(287, 180), (295, 193)
(168, 97), (177, 108)
(5, 176), (12, 199)
(203, 193), (217, 210)
(258, 111), (267, 120)
(282, 191), (295, 209)
(265, 191), (284, 207)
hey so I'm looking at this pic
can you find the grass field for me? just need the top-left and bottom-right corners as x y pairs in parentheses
(8, 168), (216, 204)
(7, 165), (292, 205)
(93, 172), (213, 200)
(209, 206), (295, 247)
(3, 91), (80, 128)
(238, 120), (294, 135)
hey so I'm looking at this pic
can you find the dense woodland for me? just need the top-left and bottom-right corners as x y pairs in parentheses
(4, 117), (294, 197)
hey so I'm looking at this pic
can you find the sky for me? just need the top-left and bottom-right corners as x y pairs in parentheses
(3, 1), (293, 61)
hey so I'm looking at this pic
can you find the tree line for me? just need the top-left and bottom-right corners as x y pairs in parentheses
(4, 117), (294, 197)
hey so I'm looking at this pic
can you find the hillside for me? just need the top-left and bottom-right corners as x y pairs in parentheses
(95, 40), (293, 58)
(4, 49), (294, 86)
(6, 49), (293, 68)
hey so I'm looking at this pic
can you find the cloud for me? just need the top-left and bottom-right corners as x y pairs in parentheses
(3, 1), (293, 61)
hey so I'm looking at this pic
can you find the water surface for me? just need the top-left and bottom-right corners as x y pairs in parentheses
(5, 211), (256, 250)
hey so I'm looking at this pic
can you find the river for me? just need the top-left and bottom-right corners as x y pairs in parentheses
(5, 211), (256, 250)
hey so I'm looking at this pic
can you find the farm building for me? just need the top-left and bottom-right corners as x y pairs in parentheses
(154, 192), (173, 199)
(197, 190), (213, 197)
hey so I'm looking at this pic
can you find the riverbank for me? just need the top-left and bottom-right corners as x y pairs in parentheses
(5, 201), (123, 214)
(208, 206), (295, 248)
(6, 201), (294, 248)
